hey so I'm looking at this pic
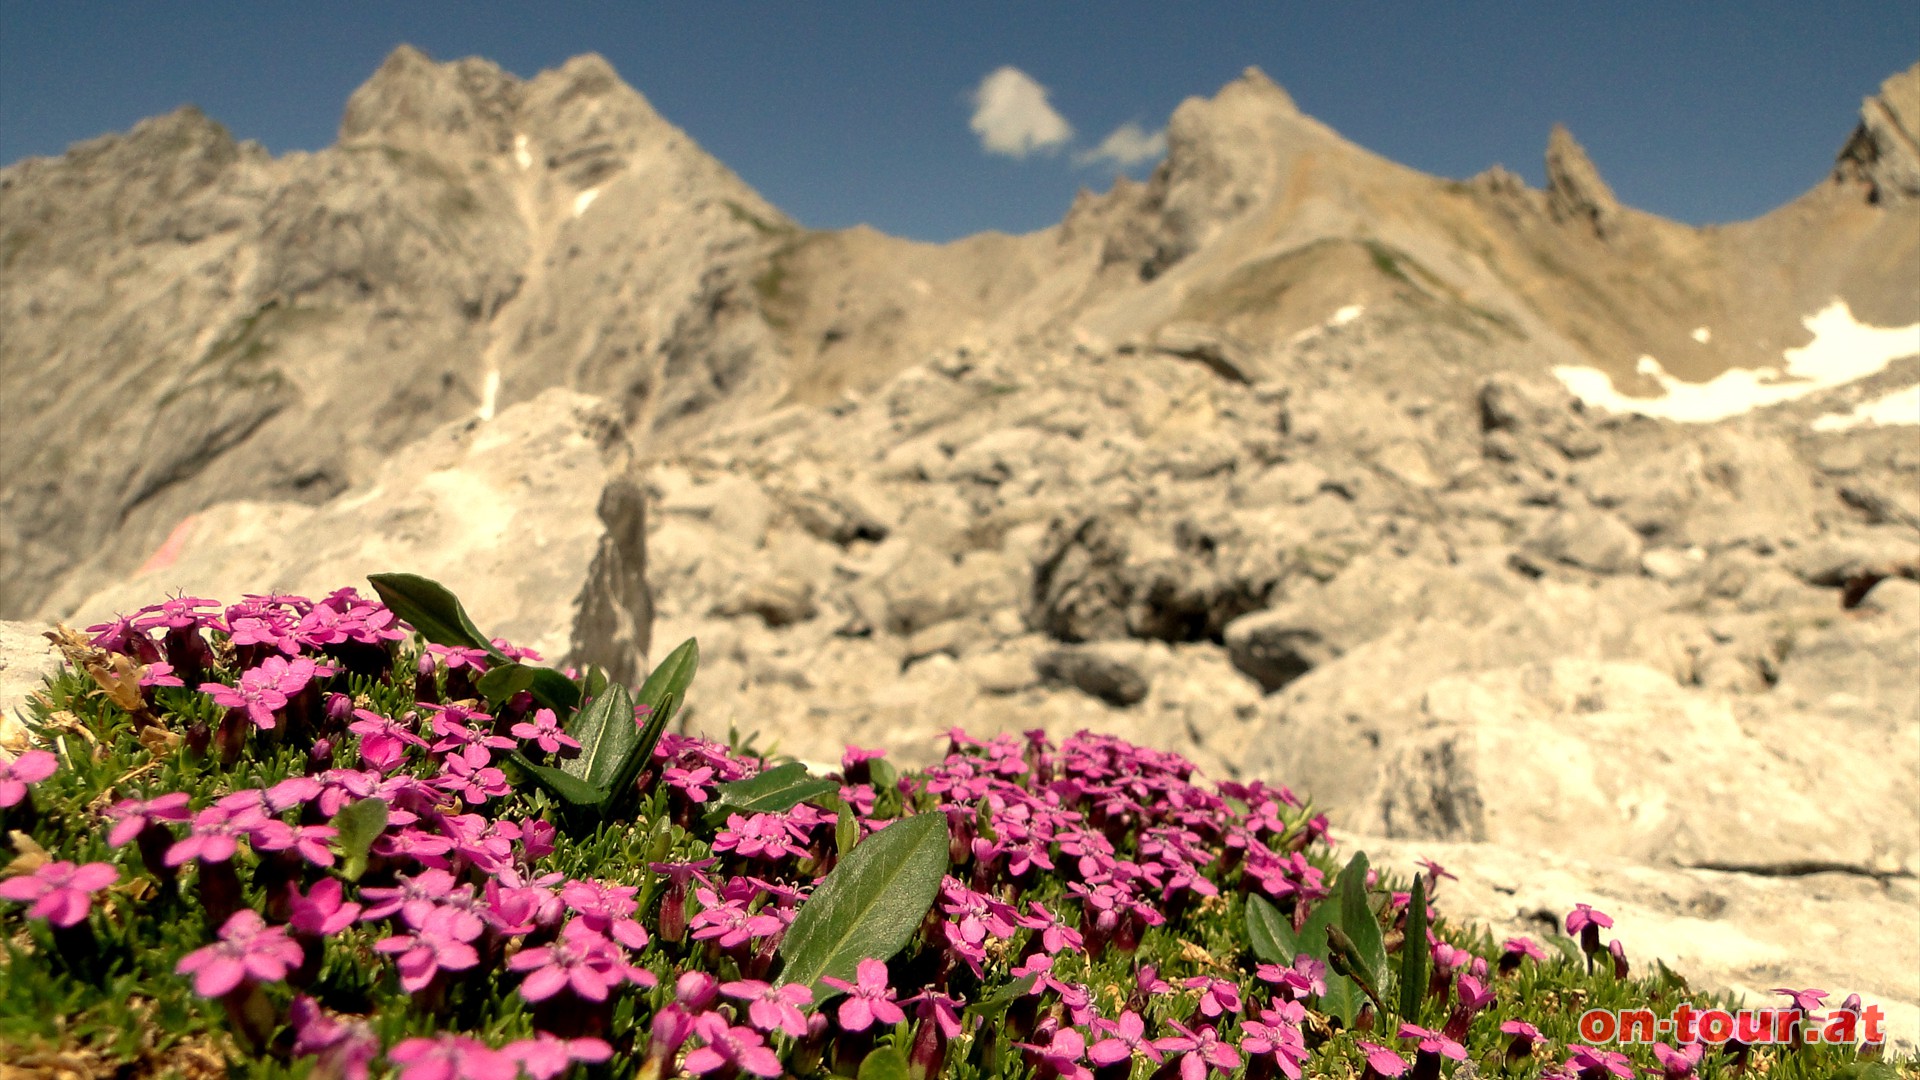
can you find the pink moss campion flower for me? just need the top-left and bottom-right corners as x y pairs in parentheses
(507, 919), (652, 1003)
(1357, 1040), (1409, 1078)
(387, 1034), (518, 1080)
(1152, 1020), (1240, 1080)
(720, 978), (814, 1037)
(1183, 975), (1242, 1018)
(1090, 1009), (1165, 1067)
(1498, 935), (1548, 975)
(373, 905), (482, 992)
(199, 655), (333, 729)
(175, 909), (303, 996)
(1400, 1023), (1468, 1065)
(683, 1011), (782, 1077)
(138, 661), (186, 688)
(165, 803), (270, 866)
(819, 957), (906, 1032)
(0, 860), (117, 926)
(688, 887), (784, 948)
(711, 812), (808, 861)
(347, 709), (427, 772)
(1650, 1042), (1705, 1078)
(1016, 1026), (1092, 1080)
(106, 791), (192, 847)
(1239, 1001), (1310, 1079)
(426, 644), (493, 673)
(288, 877), (362, 936)
(433, 744), (510, 805)
(1772, 986), (1828, 1014)
(0, 750), (58, 808)
(1566, 903), (1613, 958)
(251, 821), (339, 868)
(503, 1035), (612, 1080)
(289, 995), (378, 1080)
(1565, 1045), (1635, 1080)
(510, 708), (580, 755)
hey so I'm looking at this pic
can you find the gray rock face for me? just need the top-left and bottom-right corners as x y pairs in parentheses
(1545, 124), (1621, 237)
(1836, 61), (1920, 203)
(62, 389), (654, 685)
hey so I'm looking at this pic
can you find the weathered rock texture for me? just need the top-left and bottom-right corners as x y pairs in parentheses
(6, 47), (1918, 1038)
(66, 389), (653, 685)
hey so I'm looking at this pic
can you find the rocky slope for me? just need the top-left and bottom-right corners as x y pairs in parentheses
(4, 48), (1917, 1043)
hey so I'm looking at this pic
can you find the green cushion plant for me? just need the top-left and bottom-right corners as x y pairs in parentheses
(0, 575), (1899, 1078)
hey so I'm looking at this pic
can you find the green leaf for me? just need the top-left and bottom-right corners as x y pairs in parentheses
(328, 798), (388, 882)
(559, 684), (640, 801)
(857, 1045), (911, 1080)
(1296, 898), (1339, 964)
(835, 801), (859, 857)
(1318, 971), (1365, 1027)
(513, 751), (612, 808)
(709, 762), (841, 819)
(633, 638), (699, 740)
(581, 665), (610, 700)
(1336, 851), (1387, 986)
(964, 973), (1036, 1020)
(477, 662), (582, 715)
(777, 811), (949, 995)
(1398, 875), (1428, 1022)
(366, 573), (504, 660)
(1246, 894), (1299, 965)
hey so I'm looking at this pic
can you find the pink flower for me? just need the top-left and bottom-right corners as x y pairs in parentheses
(1650, 1042), (1705, 1078)
(289, 995), (378, 1080)
(251, 821), (339, 868)
(721, 978), (815, 1037)
(105, 791), (192, 847)
(820, 957), (906, 1032)
(504, 1035), (612, 1080)
(373, 906), (481, 992)
(683, 1011), (783, 1077)
(199, 655), (331, 730)
(165, 803), (270, 866)
(1771, 986), (1829, 1014)
(1565, 1045), (1635, 1079)
(1566, 902), (1613, 957)
(510, 708), (580, 755)
(1356, 1040), (1409, 1077)
(1152, 1020), (1240, 1080)
(711, 812), (808, 861)
(0, 860), (117, 926)
(347, 709), (427, 772)
(1016, 1025), (1092, 1080)
(175, 909), (303, 997)
(1399, 1023), (1467, 1062)
(0, 750), (57, 808)
(288, 877), (361, 936)
(506, 919), (648, 1003)
(1240, 1002), (1309, 1079)
(1089, 1009), (1164, 1066)
(688, 887), (783, 948)
(433, 744), (510, 805)
(387, 1034), (518, 1080)
(1183, 975), (1242, 1018)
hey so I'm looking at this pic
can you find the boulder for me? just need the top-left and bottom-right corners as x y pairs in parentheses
(1521, 504), (1645, 575)
(0, 621), (61, 747)
(1348, 831), (1920, 1054)
(58, 389), (655, 686)
(1035, 641), (1162, 707)
(1359, 659), (1918, 871)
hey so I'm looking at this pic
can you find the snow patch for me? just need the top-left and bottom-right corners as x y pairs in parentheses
(513, 133), (532, 171)
(477, 370), (501, 422)
(1552, 300), (1920, 424)
(1811, 384), (1920, 431)
(1330, 304), (1364, 326)
(1691, 326), (1711, 344)
(572, 188), (601, 218)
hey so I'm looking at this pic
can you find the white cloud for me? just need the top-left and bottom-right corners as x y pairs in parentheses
(1074, 121), (1168, 169)
(969, 66), (1073, 158)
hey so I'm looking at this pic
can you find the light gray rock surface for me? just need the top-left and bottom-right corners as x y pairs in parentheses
(0, 620), (60, 746)
(63, 389), (654, 685)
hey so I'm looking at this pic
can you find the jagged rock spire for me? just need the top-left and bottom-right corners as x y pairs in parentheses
(1545, 123), (1620, 238)
(1834, 60), (1920, 204)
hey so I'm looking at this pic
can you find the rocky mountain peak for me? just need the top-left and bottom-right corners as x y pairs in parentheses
(338, 44), (525, 156)
(1834, 60), (1920, 204)
(1544, 122), (1620, 238)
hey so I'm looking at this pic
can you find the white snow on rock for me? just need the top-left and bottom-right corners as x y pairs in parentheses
(513, 133), (533, 171)
(1811, 383), (1920, 431)
(1691, 326), (1712, 343)
(572, 187), (601, 218)
(1552, 300), (1920, 423)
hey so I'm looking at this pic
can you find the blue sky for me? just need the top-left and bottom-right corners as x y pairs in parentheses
(3, 4), (1915, 242)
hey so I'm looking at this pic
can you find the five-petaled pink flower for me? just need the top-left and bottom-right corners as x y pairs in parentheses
(1771, 986), (1829, 1015)
(510, 708), (580, 755)
(506, 919), (646, 1002)
(720, 978), (815, 1037)
(1152, 1019), (1240, 1080)
(820, 957), (906, 1032)
(199, 655), (331, 730)
(1090, 1009), (1164, 1066)
(0, 860), (118, 926)
(1356, 1040), (1409, 1077)
(387, 1033), (518, 1080)
(373, 905), (481, 992)
(1565, 1044), (1636, 1079)
(1650, 1042), (1705, 1078)
(0, 750), (58, 808)
(683, 1011), (782, 1077)
(175, 909), (303, 996)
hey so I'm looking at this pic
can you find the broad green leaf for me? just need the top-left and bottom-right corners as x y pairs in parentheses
(1296, 898), (1339, 963)
(1336, 852), (1387, 985)
(1246, 893), (1299, 965)
(709, 762), (841, 818)
(477, 662), (582, 715)
(835, 802), (859, 857)
(777, 811), (949, 995)
(329, 797), (388, 882)
(857, 1045), (910, 1080)
(366, 573), (504, 661)
(634, 638), (699, 738)
(512, 752), (612, 808)
(629, 692), (674, 796)
(1318, 971), (1365, 1027)
(559, 685), (640, 803)
(1398, 875), (1428, 1022)
(581, 664), (610, 700)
